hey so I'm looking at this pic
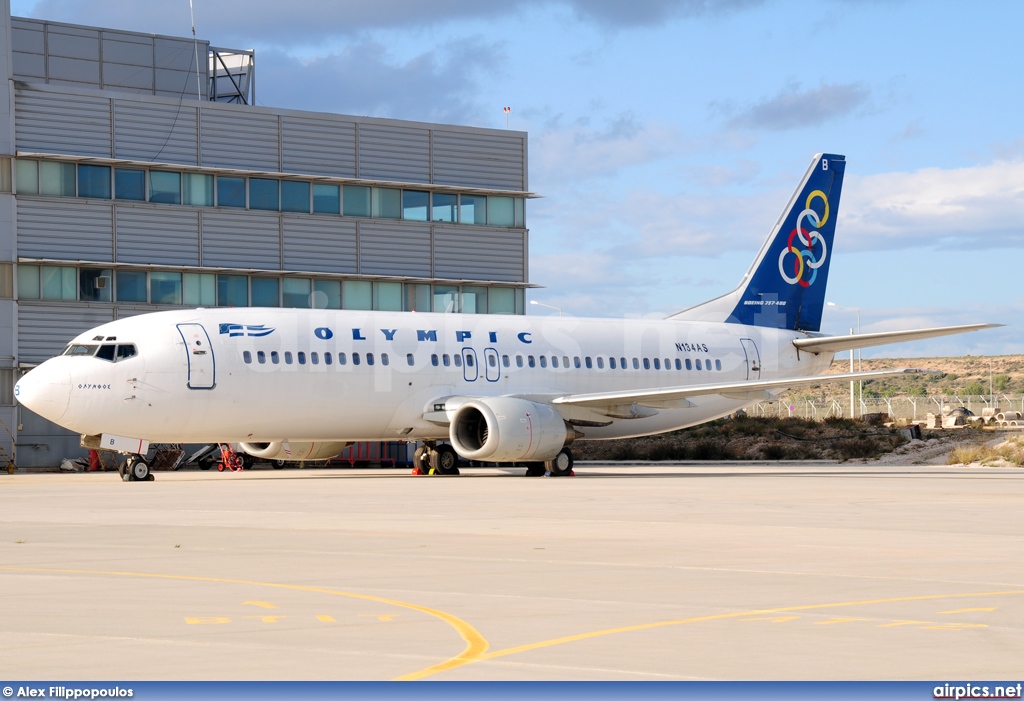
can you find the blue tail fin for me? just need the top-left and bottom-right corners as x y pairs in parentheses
(670, 153), (845, 333)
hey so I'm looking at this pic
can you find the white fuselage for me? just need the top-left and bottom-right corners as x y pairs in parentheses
(17, 307), (833, 444)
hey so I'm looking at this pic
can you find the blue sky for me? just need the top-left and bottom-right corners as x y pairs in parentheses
(11, 0), (1023, 356)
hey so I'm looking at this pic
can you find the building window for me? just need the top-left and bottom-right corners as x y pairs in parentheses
(250, 178), (279, 211)
(488, 196), (514, 226)
(251, 277), (280, 307)
(432, 193), (457, 222)
(182, 173), (213, 206)
(313, 183), (340, 214)
(342, 185), (368, 217)
(489, 287), (515, 314)
(372, 187), (401, 219)
(116, 270), (148, 302)
(283, 278), (311, 308)
(80, 268), (112, 302)
(150, 271), (183, 305)
(433, 285), (459, 313)
(15, 159), (38, 195)
(402, 190), (429, 221)
(40, 161), (75, 197)
(515, 197), (525, 227)
(404, 283), (431, 312)
(217, 274), (248, 306)
(39, 266), (76, 300)
(313, 279), (341, 309)
(115, 169), (146, 201)
(184, 272), (216, 306)
(281, 181), (310, 213)
(373, 281), (402, 311)
(149, 171), (181, 204)
(17, 265), (39, 299)
(460, 194), (486, 224)
(77, 164), (111, 199)
(462, 286), (487, 314)
(343, 280), (372, 310)
(217, 176), (246, 208)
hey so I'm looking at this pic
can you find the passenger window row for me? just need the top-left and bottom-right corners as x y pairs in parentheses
(242, 350), (391, 367)
(241, 349), (724, 373)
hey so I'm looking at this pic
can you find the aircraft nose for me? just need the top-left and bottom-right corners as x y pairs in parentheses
(15, 365), (72, 422)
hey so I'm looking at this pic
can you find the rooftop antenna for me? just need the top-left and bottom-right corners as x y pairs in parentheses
(503, 106), (510, 129)
(189, 0), (202, 101)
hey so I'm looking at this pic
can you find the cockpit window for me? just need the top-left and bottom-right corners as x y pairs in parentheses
(95, 345), (116, 362)
(116, 344), (137, 361)
(62, 344), (98, 356)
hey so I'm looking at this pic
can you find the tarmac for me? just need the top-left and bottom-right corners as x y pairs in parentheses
(2, 462), (1023, 681)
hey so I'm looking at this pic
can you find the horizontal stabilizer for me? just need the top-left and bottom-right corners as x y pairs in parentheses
(552, 368), (938, 411)
(793, 323), (1002, 355)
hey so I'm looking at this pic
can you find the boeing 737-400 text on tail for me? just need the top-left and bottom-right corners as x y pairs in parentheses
(14, 153), (999, 480)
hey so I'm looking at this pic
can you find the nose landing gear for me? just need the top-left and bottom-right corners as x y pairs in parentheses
(118, 455), (153, 482)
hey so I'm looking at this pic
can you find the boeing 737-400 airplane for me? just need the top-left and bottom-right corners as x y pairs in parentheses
(14, 153), (998, 480)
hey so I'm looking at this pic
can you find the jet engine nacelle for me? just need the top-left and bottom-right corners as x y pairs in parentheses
(449, 397), (575, 462)
(237, 441), (351, 461)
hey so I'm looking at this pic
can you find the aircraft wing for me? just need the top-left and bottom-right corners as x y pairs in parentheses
(793, 324), (1001, 355)
(551, 368), (937, 412)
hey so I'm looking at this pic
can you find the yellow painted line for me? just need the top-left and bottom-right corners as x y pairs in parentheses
(815, 617), (870, 625)
(878, 620), (928, 627)
(316, 615), (336, 623)
(740, 616), (799, 623)
(921, 623), (989, 630)
(940, 607), (997, 614)
(185, 617), (231, 625)
(244, 615), (286, 623)
(0, 566), (488, 680)
(360, 614), (398, 622)
(242, 601), (279, 609)
(402, 589), (1024, 679)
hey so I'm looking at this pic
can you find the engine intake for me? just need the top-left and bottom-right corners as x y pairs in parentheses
(449, 397), (575, 462)
(238, 441), (351, 461)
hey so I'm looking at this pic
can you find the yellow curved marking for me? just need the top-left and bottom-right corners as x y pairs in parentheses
(806, 189), (829, 227)
(406, 588), (1024, 678)
(0, 566), (489, 678)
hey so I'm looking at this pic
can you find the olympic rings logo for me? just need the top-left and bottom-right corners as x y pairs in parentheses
(778, 190), (829, 288)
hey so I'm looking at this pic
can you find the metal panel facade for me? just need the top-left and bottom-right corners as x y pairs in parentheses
(281, 115), (356, 178)
(17, 303), (114, 364)
(282, 217), (357, 274)
(201, 211), (281, 269)
(18, 199), (112, 261)
(201, 109), (280, 171)
(14, 89), (112, 157)
(432, 130), (526, 191)
(357, 124), (430, 182)
(114, 99), (198, 165)
(116, 206), (199, 266)
(433, 226), (525, 282)
(358, 221), (430, 277)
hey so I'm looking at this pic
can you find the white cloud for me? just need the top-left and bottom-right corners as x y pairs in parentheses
(841, 160), (1024, 251)
(530, 114), (681, 184)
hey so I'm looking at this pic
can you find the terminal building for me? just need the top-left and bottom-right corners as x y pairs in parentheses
(0, 0), (533, 468)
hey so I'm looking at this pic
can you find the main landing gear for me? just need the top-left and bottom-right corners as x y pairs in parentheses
(525, 448), (574, 477)
(412, 443), (460, 476)
(118, 454), (153, 482)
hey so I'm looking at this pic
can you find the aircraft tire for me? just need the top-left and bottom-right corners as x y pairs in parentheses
(273, 460), (287, 469)
(412, 446), (429, 474)
(128, 456), (151, 482)
(430, 445), (460, 475)
(544, 448), (574, 477)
